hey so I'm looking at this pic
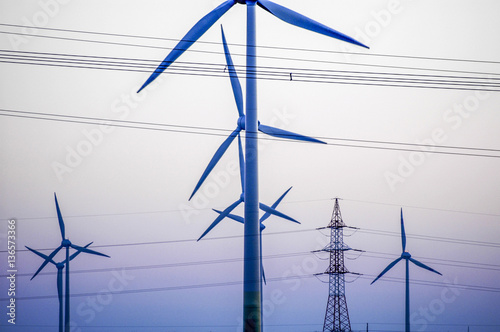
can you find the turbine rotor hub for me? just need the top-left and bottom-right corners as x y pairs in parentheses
(56, 262), (64, 269)
(237, 116), (246, 130)
(62, 239), (71, 247)
(402, 252), (411, 259)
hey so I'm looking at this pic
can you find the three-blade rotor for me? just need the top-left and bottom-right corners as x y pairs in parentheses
(137, 0), (368, 93)
(26, 242), (93, 324)
(371, 209), (442, 285)
(189, 25), (326, 201)
(210, 186), (298, 284)
(28, 194), (110, 280)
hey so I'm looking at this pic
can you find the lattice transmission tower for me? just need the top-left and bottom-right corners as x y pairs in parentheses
(315, 198), (361, 332)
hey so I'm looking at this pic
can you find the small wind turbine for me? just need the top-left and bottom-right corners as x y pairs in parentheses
(371, 209), (442, 332)
(214, 186), (296, 330)
(213, 186), (297, 284)
(30, 193), (109, 332)
(26, 243), (92, 332)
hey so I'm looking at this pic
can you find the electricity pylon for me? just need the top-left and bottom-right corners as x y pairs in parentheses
(315, 198), (361, 332)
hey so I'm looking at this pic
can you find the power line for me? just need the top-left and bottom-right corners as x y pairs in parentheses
(3, 48), (498, 86)
(2, 23), (500, 68)
(2, 108), (500, 159)
(4, 196), (499, 222)
(8, 247), (500, 280)
(341, 197), (500, 218)
(2, 271), (499, 303)
(4, 222), (499, 255)
(358, 228), (500, 249)
(1, 47), (499, 92)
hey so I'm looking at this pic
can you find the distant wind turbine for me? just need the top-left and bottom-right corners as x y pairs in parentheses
(214, 186), (297, 330)
(213, 186), (297, 284)
(137, 1), (367, 329)
(26, 243), (92, 332)
(371, 209), (442, 332)
(29, 193), (109, 332)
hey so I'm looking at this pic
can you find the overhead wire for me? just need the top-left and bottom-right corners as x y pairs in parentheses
(3, 196), (499, 222)
(1, 47), (499, 92)
(3, 221), (499, 255)
(1, 108), (500, 159)
(2, 23), (500, 71)
(6, 247), (500, 280)
(2, 270), (499, 303)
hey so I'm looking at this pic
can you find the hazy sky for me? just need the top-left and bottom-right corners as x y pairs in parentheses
(1, 1), (499, 331)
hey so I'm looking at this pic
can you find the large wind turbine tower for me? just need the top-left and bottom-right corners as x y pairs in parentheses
(316, 198), (359, 332)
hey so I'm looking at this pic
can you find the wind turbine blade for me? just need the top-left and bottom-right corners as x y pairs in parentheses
(258, 124), (326, 144)
(271, 187), (293, 209)
(69, 244), (110, 258)
(26, 246), (55, 264)
(189, 128), (241, 200)
(198, 198), (243, 241)
(238, 134), (245, 193)
(137, 0), (236, 92)
(213, 209), (245, 224)
(259, 203), (300, 224)
(69, 242), (93, 261)
(54, 193), (65, 240)
(409, 257), (442, 276)
(256, 0), (369, 49)
(401, 208), (406, 252)
(260, 186), (293, 223)
(371, 257), (403, 284)
(30, 245), (63, 280)
(221, 25), (244, 117)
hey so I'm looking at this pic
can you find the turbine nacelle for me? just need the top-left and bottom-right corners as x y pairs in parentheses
(62, 239), (71, 247)
(401, 252), (411, 259)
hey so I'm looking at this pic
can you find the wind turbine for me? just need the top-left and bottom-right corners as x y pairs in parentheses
(31, 193), (109, 332)
(189, 25), (326, 201)
(26, 243), (92, 332)
(213, 186), (297, 330)
(371, 209), (442, 332)
(212, 186), (297, 283)
(137, 1), (368, 329)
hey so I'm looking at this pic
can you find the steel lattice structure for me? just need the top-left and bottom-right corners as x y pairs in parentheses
(317, 198), (355, 332)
